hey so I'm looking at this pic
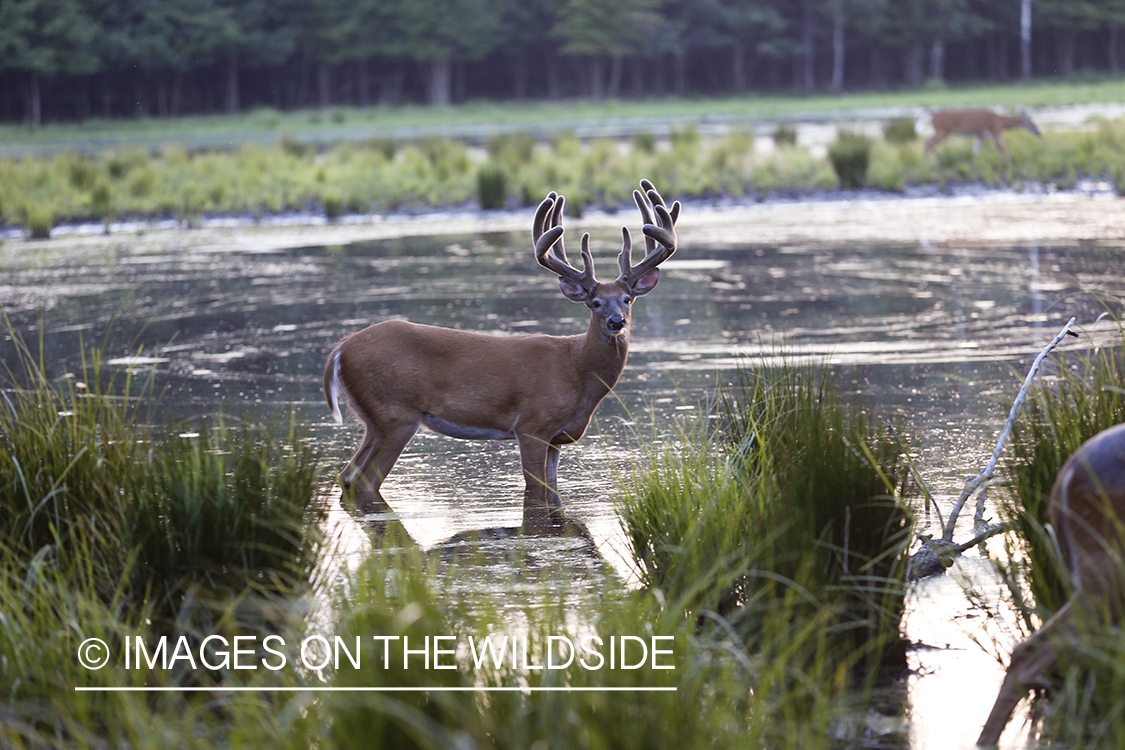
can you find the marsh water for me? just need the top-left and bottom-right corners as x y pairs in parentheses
(3, 217), (1124, 748)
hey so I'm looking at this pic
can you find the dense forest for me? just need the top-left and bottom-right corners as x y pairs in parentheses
(2, 0), (1124, 125)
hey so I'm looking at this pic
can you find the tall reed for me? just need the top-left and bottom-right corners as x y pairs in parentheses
(617, 358), (913, 695)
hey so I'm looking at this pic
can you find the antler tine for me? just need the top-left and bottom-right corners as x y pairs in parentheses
(532, 191), (558, 245)
(534, 192), (596, 288)
(617, 226), (632, 279)
(619, 180), (678, 285)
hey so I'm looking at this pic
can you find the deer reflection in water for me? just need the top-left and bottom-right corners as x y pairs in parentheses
(348, 486), (608, 580)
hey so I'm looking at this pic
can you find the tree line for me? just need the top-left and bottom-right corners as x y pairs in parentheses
(2, 0), (1124, 125)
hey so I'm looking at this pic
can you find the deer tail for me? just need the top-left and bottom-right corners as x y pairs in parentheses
(325, 349), (346, 425)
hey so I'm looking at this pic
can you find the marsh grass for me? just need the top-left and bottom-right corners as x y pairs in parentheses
(827, 130), (873, 189)
(320, 532), (881, 750)
(0, 320), (326, 746)
(1, 318), (915, 747)
(617, 358), (913, 695)
(4, 114), (1125, 232)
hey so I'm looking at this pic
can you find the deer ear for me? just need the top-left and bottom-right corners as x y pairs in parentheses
(558, 277), (591, 303)
(630, 268), (660, 297)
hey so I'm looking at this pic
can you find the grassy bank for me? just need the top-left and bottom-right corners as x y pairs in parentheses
(3, 80), (1125, 238)
(4, 77), (1125, 149)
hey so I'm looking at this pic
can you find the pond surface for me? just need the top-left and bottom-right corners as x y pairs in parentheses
(3, 221), (1123, 749)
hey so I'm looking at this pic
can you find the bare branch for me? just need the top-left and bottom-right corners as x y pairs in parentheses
(941, 317), (1077, 542)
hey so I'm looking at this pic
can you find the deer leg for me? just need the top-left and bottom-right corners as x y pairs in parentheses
(343, 420), (419, 513)
(545, 444), (561, 499)
(517, 436), (562, 510)
(977, 600), (1072, 746)
(987, 132), (1015, 168)
(340, 425), (377, 489)
(924, 132), (947, 155)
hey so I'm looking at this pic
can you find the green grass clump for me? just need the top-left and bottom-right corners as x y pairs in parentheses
(771, 123), (798, 147)
(882, 117), (917, 143)
(476, 161), (508, 209)
(320, 528), (877, 750)
(827, 130), (872, 189)
(0, 322), (325, 745)
(618, 358), (912, 693)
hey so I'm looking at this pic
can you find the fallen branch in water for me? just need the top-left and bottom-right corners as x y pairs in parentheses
(907, 317), (1078, 580)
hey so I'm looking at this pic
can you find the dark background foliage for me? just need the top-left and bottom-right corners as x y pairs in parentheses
(2, 0), (1124, 124)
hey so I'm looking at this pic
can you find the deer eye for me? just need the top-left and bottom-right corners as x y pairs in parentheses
(623, 297), (633, 305)
(591, 300), (602, 309)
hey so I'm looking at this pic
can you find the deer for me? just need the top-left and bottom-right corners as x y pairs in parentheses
(925, 108), (1041, 168)
(978, 422), (1125, 746)
(323, 179), (679, 516)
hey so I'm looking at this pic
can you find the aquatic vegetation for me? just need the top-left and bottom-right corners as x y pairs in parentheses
(0, 321), (325, 746)
(2, 110), (1121, 233)
(617, 358), (913, 694)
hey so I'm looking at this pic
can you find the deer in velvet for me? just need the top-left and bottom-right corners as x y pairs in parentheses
(978, 423), (1125, 745)
(324, 180), (679, 514)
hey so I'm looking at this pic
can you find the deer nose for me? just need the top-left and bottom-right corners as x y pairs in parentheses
(607, 316), (626, 332)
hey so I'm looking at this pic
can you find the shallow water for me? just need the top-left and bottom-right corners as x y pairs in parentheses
(3, 224), (1123, 748)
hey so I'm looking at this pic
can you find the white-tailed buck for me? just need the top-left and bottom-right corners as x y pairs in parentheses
(978, 422), (1125, 745)
(925, 108), (1041, 167)
(324, 179), (679, 514)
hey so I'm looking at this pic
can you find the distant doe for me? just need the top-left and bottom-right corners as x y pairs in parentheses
(925, 108), (1041, 167)
(978, 423), (1125, 745)
(324, 180), (679, 515)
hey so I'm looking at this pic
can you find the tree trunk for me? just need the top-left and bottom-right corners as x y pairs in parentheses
(869, 44), (885, 90)
(29, 71), (42, 126)
(171, 73), (183, 116)
(802, 0), (815, 91)
(905, 42), (925, 87)
(356, 60), (371, 106)
(629, 57), (645, 97)
(733, 41), (746, 93)
(830, 6), (845, 93)
(930, 38), (945, 82)
(226, 54), (240, 113)
(156, 82), (169, 117)
(1020, 0), (1032, 80)
(512, 52), (528, 99)
(1111, 27), (1122, 74)
(588, 57), (604, 100)
(546, 53), (561, 100)
(427, 56), (452, 106)
(318, 62), (332, 107)
(101, 76), (113, 118)
(673, 50), (687, 97)
(608, 54), (623, 98)
(1057, 29), (1076, 78)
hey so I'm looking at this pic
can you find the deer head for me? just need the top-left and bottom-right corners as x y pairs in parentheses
(532, 179), (679, 340)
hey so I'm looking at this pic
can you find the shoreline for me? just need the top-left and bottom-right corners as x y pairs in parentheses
(3, 183), (1123, 259)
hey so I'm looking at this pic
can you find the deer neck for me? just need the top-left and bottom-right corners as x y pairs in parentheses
(577, 315), (630, 394)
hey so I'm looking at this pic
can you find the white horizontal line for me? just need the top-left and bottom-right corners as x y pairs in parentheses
(75, 686), (676, 693)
